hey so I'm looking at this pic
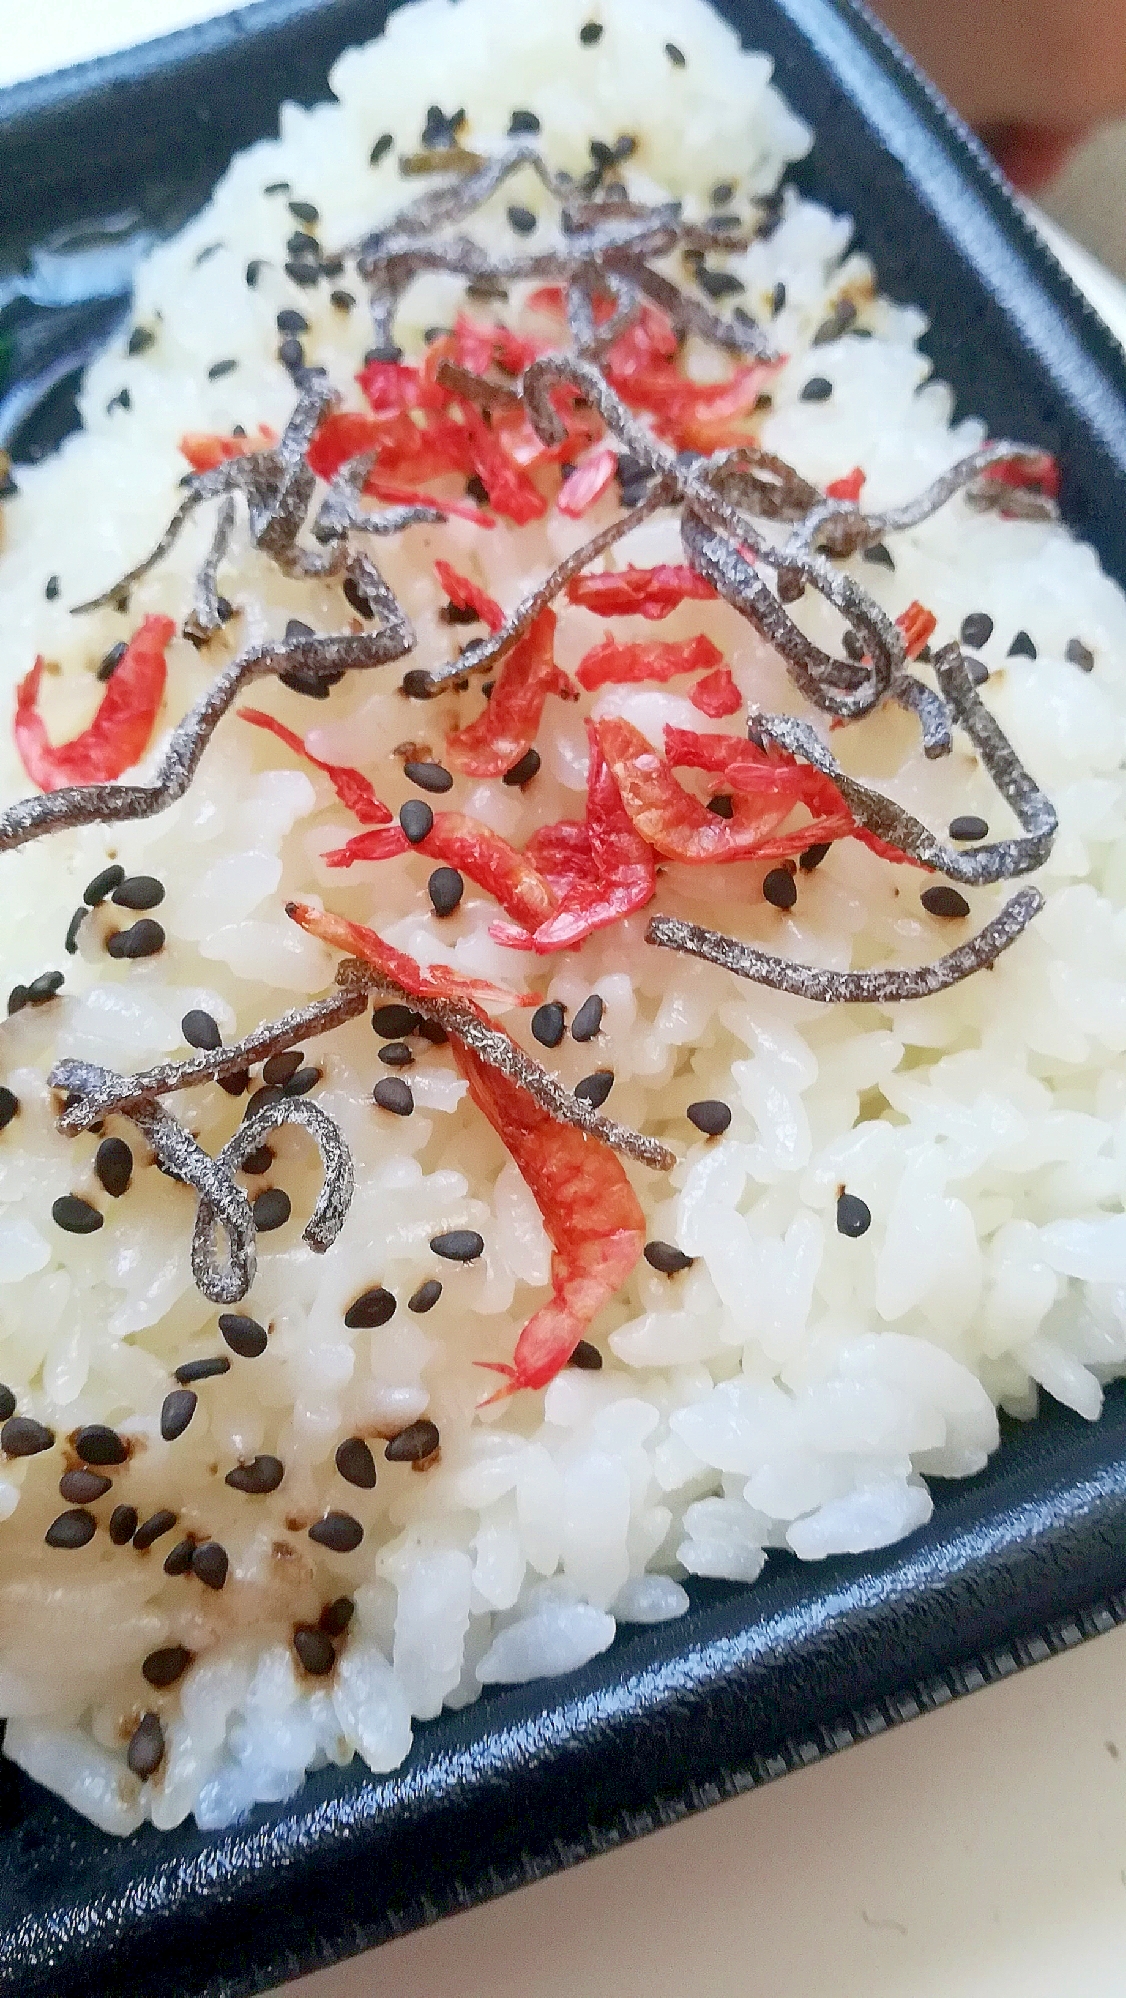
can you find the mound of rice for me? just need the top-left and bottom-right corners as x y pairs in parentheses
(1, 0), (1124, 1837)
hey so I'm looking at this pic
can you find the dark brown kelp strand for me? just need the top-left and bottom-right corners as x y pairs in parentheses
(680, 510), (900, 720)
(50, 990), (367, 1134)
(757, 700), (1055, 883)
(646, 888), (1043, 1001)
(192, 1096), (355, 1299)
(333, 957), (675, 1170)
(421, 473), (676, 692)
(312, 450), (445, 542)
(182, 495), (236, 645)
(0, 560), (413, 855)
(931, 643), (1059, 848)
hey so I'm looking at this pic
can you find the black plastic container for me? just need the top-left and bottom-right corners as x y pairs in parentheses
(0, 4), (1125, 1994)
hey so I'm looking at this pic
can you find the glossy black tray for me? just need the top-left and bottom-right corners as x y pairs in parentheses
(2, 3), (1126, 1993)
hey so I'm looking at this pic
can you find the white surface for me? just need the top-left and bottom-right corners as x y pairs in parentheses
(4, 5), (1126, 1994)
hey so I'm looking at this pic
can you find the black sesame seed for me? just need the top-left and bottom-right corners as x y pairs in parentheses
(195, 243), (223, 265)
(696, 267), (745, 300)
(294, 1626), (336, 1675)
(373, 1078), (415, 1117)
(106, 388), (131, 415)
(225, 1455), (284, 1494)
(94, 1136), (133, 1197)
(75, 1424), (127, 1465)
(644, 1240), (695, 1274)
(503, 748), (541, 786)
(287, 231), (319, 258)
(966, 656), (990, 686)
(319, 1596), (355, 1636)
(285, 260), (321, 288)
(863, 542), (894, 569)
(921, 884), (971, 918)
(330, 288), (356, 312)
(309, 1511), (364, 1552)
(408, 1279), (442, 1313)
(59, 1469), (112, 1504)
(0, 1387), (13, 1422)
(1008, 630), (1037, 659)
(813, 299), (857, 345)
(385, 1419), (440, 1463)
(504, 202), (537, 238)
(507, 109), (540, 135)
(430, 1229), (483, 1262)
(175, 1356), (230, 1383)
(960, 611), (994, 649)
(284, 1065), (320, 1098)
(220, 1070), (251, 1100)
(428, 866), (464, 917)
(399, 798), (434, 843)
(181, 1008), (221, 1050)
(3, 1414), (55, 1458)
(133, 1509), (179, 1551)
(278, 337), (305, 372)
(160, 1389), (197, 1442)
(252, 1188), (291, 1232)
(163, 1537), (196, 1576)
(262, 1049), (304, 1087)
(143, 1645), (193, 1688)
(403, 759), (453, 793)
(370, 132), (394, 165)
(579, 20), (603, 42)
(336, 1436), (377, 1489)
(52, 1195), (103, 1235)
(0, 1088), (16, 1131)
(64, 907), (88, 955)
(574, 1070), (614, 1108)
(704, 792), (734, 819)
(416, 1019), (448, 1046)
(247, 260), (265, 287)
(27, 969), (64, 1003)
(7, 987), (27, 1016)
(45, 574), (61, 599)
(372, 1003), (418, 1038)
(763, 867), (798, 910)
(192, 1541), (229, 1590)
(687, 1098), (732, 1136)
(219, 1313), (268, 1359)
(110, 1505), (139, 1544)
(127, 1710), (166, 1790)
(799, 841), (832, 872)
(799, 376), (833, 403)
(1066, 637), (1095, 672)
(567, 1339), (603, 1369)
(836, 1191), (872, 1238)
(771, 280), (786, 315)
(207, 359), (238, 382)
(106, 919), (165, 959)
(571, 994), (604, 1042)
(378, 1043), (414, 1070)
(665, 39), (686, 65)
(465, 474), (490, 507)
(241, 1145), (274, 1176)
(45, 1509), (96, 1550)
(949, 814), (989, 842)
(127, 326), (156, 356)
(531, 1001), (566, 1048)
(344, 1286), (396, 1330)
(288, 199), (319, 224)
(264, 180), (290, 195)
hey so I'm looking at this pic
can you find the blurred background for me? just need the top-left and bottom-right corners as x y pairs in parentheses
(0, 0), (1123, 276)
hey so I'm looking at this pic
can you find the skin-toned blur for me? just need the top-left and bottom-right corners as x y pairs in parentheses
(869, 0), (1126, 188)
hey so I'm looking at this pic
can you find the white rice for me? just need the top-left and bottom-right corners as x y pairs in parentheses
(1, 0), (1125, 1837)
